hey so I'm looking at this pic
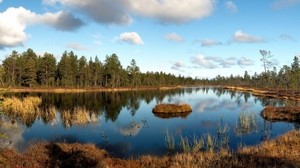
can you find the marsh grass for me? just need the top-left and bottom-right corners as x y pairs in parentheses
(235, 112), (257, 136)
(164, 129), (175, 152)
(1, 96), (42, 114)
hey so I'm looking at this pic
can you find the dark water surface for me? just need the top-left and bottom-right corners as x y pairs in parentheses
(1, 87), (298, 158)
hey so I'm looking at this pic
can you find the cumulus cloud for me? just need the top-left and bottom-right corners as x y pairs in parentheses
(44, 0), (132, 25)
(199, 39), (223, 47)
(272, 0), (300, 10)
(237, 57), (254, 67)
(117, 32), (144, 45)
(191, 55), (254, 69)
(171, 61), (185, 71)
(231, 30), (265, 43)
(66, 42), (88, 51)
(165, 33), (183, 42)
(280, 34), (297, 42)
(225, 1), (237, 13)
(191, 54), (219, 69)
(44, 0), (215, 24)
(0, 7), (84, 49)
(0, 0), (3, 3)
(129, 0), (215, 23)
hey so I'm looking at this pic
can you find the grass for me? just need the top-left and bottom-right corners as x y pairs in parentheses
(164, 129), (175, 152)
(153, 103), (192, 113)
(1, 96), (42, 114)
(262, 106), (300, 122)
(235, 112), (257, 136)
(0, 130), (299, 168)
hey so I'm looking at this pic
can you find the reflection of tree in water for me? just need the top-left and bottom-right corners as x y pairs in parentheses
(4, 89), (185, 127)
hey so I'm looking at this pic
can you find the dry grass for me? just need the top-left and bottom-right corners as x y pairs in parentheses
(262, 106), (300, 122)
(0, 130), (299, 168)
(153, 104), (192, 113)
(1, 96), (42, 114)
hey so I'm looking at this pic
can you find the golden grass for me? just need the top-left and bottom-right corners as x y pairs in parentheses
(1, 130), (299, 168)
(262, 106), (300, 122)
(153, 104), (192, 113)
(1, 96), (42, 114)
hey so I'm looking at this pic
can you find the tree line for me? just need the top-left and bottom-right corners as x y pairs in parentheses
(0, 49), (197, 87)
(205, 50), (300, 91)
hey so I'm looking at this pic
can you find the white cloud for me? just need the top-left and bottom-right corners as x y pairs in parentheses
(127, 0), (215, 24)
(280, 34), (297, 42)
(232, 30), (265, 43)
(44, 0), (215, 24)
(272, 0), (300, 10)
(225, 1), (237, 13)
(171, 61), (185, 71)
(220, 57), (237, 68)
(238, 57), (254, 67)
(0, 7), (84, 49)
(0, 0), (3, 3)
(191, 54), (218, 69)
(199, 39), (223, 47)
(66, 42), (88, 51)
(44, 0), (132, 25)
(165, 33), (183, 42)
(118, 32), (144, 45)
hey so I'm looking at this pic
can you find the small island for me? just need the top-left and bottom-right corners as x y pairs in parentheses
(153, 104), (192, 113)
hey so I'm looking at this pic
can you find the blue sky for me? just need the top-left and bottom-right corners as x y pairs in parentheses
(0, 0), (299, 78)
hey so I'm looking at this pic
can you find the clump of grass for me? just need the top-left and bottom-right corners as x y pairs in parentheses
(216, 121), (230, 149)
(179, 135), (204, 153)
(164, 129), (175, 152)
(153, 103), (192, 113)
(234, 112), (257, 136)
(1, 96), (42, 114)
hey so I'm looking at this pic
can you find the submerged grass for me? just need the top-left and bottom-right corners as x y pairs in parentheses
(235, 112), (257, 136)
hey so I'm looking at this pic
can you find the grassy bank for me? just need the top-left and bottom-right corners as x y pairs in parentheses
(0, 86), (182, 93)
(0, 130), (299, 168)
(222, 86), (300, 101)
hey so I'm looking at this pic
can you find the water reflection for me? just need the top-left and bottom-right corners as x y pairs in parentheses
(0, 87), (297, 157)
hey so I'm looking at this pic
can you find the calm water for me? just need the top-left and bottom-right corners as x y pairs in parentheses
(1, 87), (298, 158)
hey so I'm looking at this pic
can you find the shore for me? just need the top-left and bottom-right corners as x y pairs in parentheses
(1, 130), (299, 168)
(0, 86), (182, 93)
(222, 86), (300, 101)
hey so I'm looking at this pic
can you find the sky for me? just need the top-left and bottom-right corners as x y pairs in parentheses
(0, 0), (299, 79)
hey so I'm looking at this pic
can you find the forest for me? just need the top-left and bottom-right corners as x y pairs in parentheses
(0, 48), (197, 88)
(0, 48), (299, 90)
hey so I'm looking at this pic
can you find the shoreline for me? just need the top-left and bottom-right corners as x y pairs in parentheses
(0, 86), (183, 93)
(222, 86), (300, 101)
(1, 130), (299, 167)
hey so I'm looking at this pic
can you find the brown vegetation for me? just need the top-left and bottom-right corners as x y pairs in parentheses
(153, 104), (192, 114)
(262, 106), (300, 122)
(0, 130), (300, 168)
(223, 86), (300, 101)
(0, 86), (182, 93)
(153, 112), (191, 119)
(1, 96), (42, 114)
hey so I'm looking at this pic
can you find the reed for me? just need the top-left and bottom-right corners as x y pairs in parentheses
(234, 112), (257, 136)
(164, 129), (175, 152)
(1, 96), (42, 114)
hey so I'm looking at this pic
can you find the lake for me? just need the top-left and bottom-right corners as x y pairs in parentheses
(1, 87), (298, 158)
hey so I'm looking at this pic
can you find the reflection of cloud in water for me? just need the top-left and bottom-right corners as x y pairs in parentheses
(0, 119), (26, 150)
(200, 120), (219, 129)
(194, 98), (255, 113)
(119, 121), (142, 137)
